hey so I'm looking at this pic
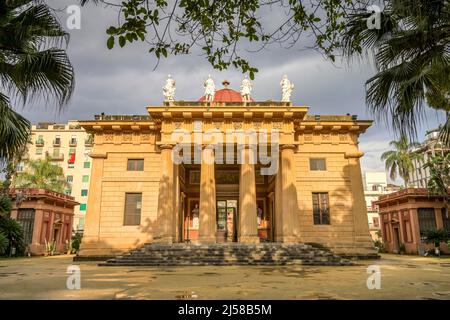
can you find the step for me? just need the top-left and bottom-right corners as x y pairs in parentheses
(99, 243), (352, 267)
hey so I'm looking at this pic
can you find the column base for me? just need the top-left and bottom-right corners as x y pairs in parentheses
(238, 236), (260, 244)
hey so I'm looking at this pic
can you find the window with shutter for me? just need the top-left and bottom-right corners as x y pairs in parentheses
(418, 208), (437, 235)
(123, 193), (142, 226)
(310, 158), (326, 171)
(127, 159), (144, 171)
(312, 192), (330, 225)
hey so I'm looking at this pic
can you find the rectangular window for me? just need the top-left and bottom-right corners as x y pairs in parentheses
(78, 218), (85, 230)
(36, 147), (43, 155)
(81, 189), (88, 197)
(64, 189), (72, 195)
(123, 193), (142, 226)
(442, 208), (450, 231)
(418, 208), (437, 235)
(372, 217), (380, 228)
(53, 147), (60, 157)
(82, 175), (89, 183)
(312, 192), (330, 225)
(310, 158), (326, 171)
(127, 159), (144, 171)
(83, 161), (91, 169)
(16, 162), (24, 172)
(66, 175), (73, 183)
(383, 223), (390, 242)
(17, 209), (35, 245)
(79, 204), (87, 211)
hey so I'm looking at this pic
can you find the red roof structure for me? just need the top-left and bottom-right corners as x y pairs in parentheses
(198, 80), (252, 102)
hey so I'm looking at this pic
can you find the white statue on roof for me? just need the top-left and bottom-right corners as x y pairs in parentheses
(240, 75), (252, 102)
(280, 74), (294, 102)
(204, 74), (216, 102)
(163, 74), (176, 101)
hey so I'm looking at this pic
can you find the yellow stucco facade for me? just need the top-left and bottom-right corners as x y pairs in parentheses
(78, 101), (376, 257)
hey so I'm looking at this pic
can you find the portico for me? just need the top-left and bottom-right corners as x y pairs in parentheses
(150, 102), (307, 244)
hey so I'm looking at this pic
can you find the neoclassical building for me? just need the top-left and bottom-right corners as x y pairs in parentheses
(78, 79), (375, 257)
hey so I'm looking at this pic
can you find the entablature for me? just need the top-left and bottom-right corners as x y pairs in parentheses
(147, 104), (309, 120)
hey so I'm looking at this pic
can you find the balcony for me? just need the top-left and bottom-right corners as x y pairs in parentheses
(69, 139), (77, 147)
(35, 139), (44, 146)
(53, 139), (61, 147)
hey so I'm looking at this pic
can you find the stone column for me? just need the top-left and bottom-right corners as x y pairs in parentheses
(78, 153), (106, 256)
(410, 208), (421, 254)
(279, 144), (300, 243)
(274, 153), (283, 242)
(173, 164), (180, 242)
(346, 152), (374, 248)
(238, 147), (259, 243)
(198, 146), (216, 243)
(155, 144), (175, 243)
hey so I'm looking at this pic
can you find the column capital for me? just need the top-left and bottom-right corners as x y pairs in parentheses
(89, 153), (107, 159)
(344, 151), (364, 159)
(280, 143), (297, 150)
(159, 143), (174, 150)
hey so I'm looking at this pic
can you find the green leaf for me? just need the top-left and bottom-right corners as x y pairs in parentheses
(106, 26), (117, 35)
(107, 36), (114, 49)
(119, 36), (126, 47)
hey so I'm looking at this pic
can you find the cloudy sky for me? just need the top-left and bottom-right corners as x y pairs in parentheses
(19, 1), (447, 183)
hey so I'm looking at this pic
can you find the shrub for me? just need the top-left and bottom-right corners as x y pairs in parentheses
(0, 232), (8, 255)
(0, 218), (25, 256)
(373, 239), (386, 253)
(423, 229), (450, 247)
(71, 233), (82, 253)
(0, 195), (12, 218)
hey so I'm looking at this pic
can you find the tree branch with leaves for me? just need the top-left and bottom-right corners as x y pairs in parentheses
(80, 0), (374, 79)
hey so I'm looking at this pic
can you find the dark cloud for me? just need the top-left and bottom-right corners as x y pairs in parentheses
(17, 0), (447, 178)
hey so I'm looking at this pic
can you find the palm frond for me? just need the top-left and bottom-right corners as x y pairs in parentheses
(0, 93), (30, 162)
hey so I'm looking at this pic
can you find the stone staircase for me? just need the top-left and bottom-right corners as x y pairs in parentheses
(99, 243), (353, 266)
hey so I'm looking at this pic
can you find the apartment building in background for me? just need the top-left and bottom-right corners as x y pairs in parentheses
(409, 127), (449, 188)
(362, 171), (401, 241)
(363, 172), (386, 240)
(19, 121), (93, 233)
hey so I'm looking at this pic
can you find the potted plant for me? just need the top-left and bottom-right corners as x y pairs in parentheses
(423, 229), (450, 256)
(44, 239), (56, 256)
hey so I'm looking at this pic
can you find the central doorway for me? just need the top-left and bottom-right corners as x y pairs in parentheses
(216, 199), (238, 242)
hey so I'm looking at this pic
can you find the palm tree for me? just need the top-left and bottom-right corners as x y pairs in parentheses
(381, 134), (420, 187)
(0, 0), (74, 161)
(342, 0), (450, 145)
(14, 157), (69, 193)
